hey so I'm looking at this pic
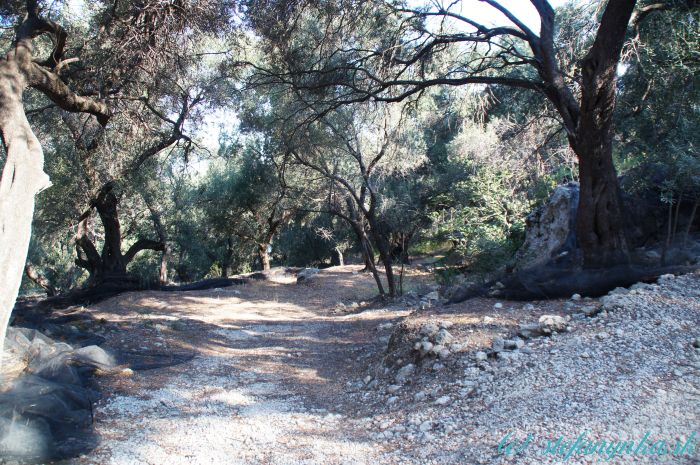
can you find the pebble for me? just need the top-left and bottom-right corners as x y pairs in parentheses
(434, 396), (450, 406)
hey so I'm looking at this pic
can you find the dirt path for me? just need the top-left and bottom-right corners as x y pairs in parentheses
(76, 266), (421, 465)
(69, 267), (700, 465)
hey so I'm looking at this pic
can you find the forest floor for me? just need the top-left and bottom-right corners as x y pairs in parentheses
(68, 265), (699, 465)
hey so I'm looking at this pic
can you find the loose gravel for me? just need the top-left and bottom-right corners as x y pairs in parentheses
(74, 267), (699, 465)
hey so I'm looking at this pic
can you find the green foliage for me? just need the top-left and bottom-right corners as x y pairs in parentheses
(617, 5), (700, 202)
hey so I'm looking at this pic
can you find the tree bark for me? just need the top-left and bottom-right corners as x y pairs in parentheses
(571, 0), (637, 268)
(258, 243), (271, 271)
(159, 244), (171, 284)
(25, 263), (58, 296)
(332, 246), (344, 266)
(368, 220), (396, 297)
(0, 3), (110, 372)
(75, 183), (164, 284)
(0, 61), (52, 357)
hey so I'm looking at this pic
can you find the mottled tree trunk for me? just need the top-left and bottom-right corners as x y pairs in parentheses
(0, 60), (52, 362)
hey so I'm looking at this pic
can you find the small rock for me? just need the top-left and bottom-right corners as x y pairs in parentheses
(492, 338), (505, 352)
(419, 421), (432, 432)
(493, 302), (503, 309)
(420, 323), (439, 337)
(438, 348), (450, 359)
(523, 303), (535, 311)
(363, 375), (372, 385)
(518, 323), (541, 339)
(475, 351), (488, 362)
(601, 294), (625, 311)
(434, 396), (451, 406)
(297, 267), (320, 283)
(609, 287), (629, 296)
(571, 293), (581, 301)
(420, 341), (434, 353)
(387, 384), (401, 393)
(170, 321), (187, 331)
(581, 305), (598, 317)
(630, 282), (652, 291)
(387, 396), (399, 404)
(538, 315), (568, 334)
(396, 363), (415, 383)
(693, 337), (700, 349)
(432, 362), (445, 370)
(434, 328), (453, 345)
(414, 391), (427, 401)
(483, 316), (495, 324)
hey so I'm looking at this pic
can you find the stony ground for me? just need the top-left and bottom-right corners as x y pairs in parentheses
(66, 266), (699, 465)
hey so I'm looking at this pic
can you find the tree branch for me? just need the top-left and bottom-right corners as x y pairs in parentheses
(124, 239), (165, 264)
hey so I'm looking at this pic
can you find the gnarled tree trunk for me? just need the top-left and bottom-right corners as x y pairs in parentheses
(570, 0), (637, 268)
(0, 59), (52, 355)
(75, 183), (164, 285)
(0, 2), (110, 373)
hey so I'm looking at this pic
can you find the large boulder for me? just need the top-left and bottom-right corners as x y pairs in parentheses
(513, 182), (579, 270)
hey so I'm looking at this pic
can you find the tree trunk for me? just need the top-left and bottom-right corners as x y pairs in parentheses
(221, 237), (235, 277)
(94, 185), (128, 279)
(574, 138), (629, 268)
(350, 222), (384, 295)
(160, 244), (171, 284)
(258, 243), (271, 271)
(570, 0), (637, 268)
(332, 246), (344, 266)
(0, 59), (52, 373)
(25, 263), (58, 296)
(76, 183), (164, 285)
(684, 198), (699, 248)
(368, 219), (396, 297)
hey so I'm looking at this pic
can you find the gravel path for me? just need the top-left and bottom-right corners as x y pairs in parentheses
(75, 267), (699, 464)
